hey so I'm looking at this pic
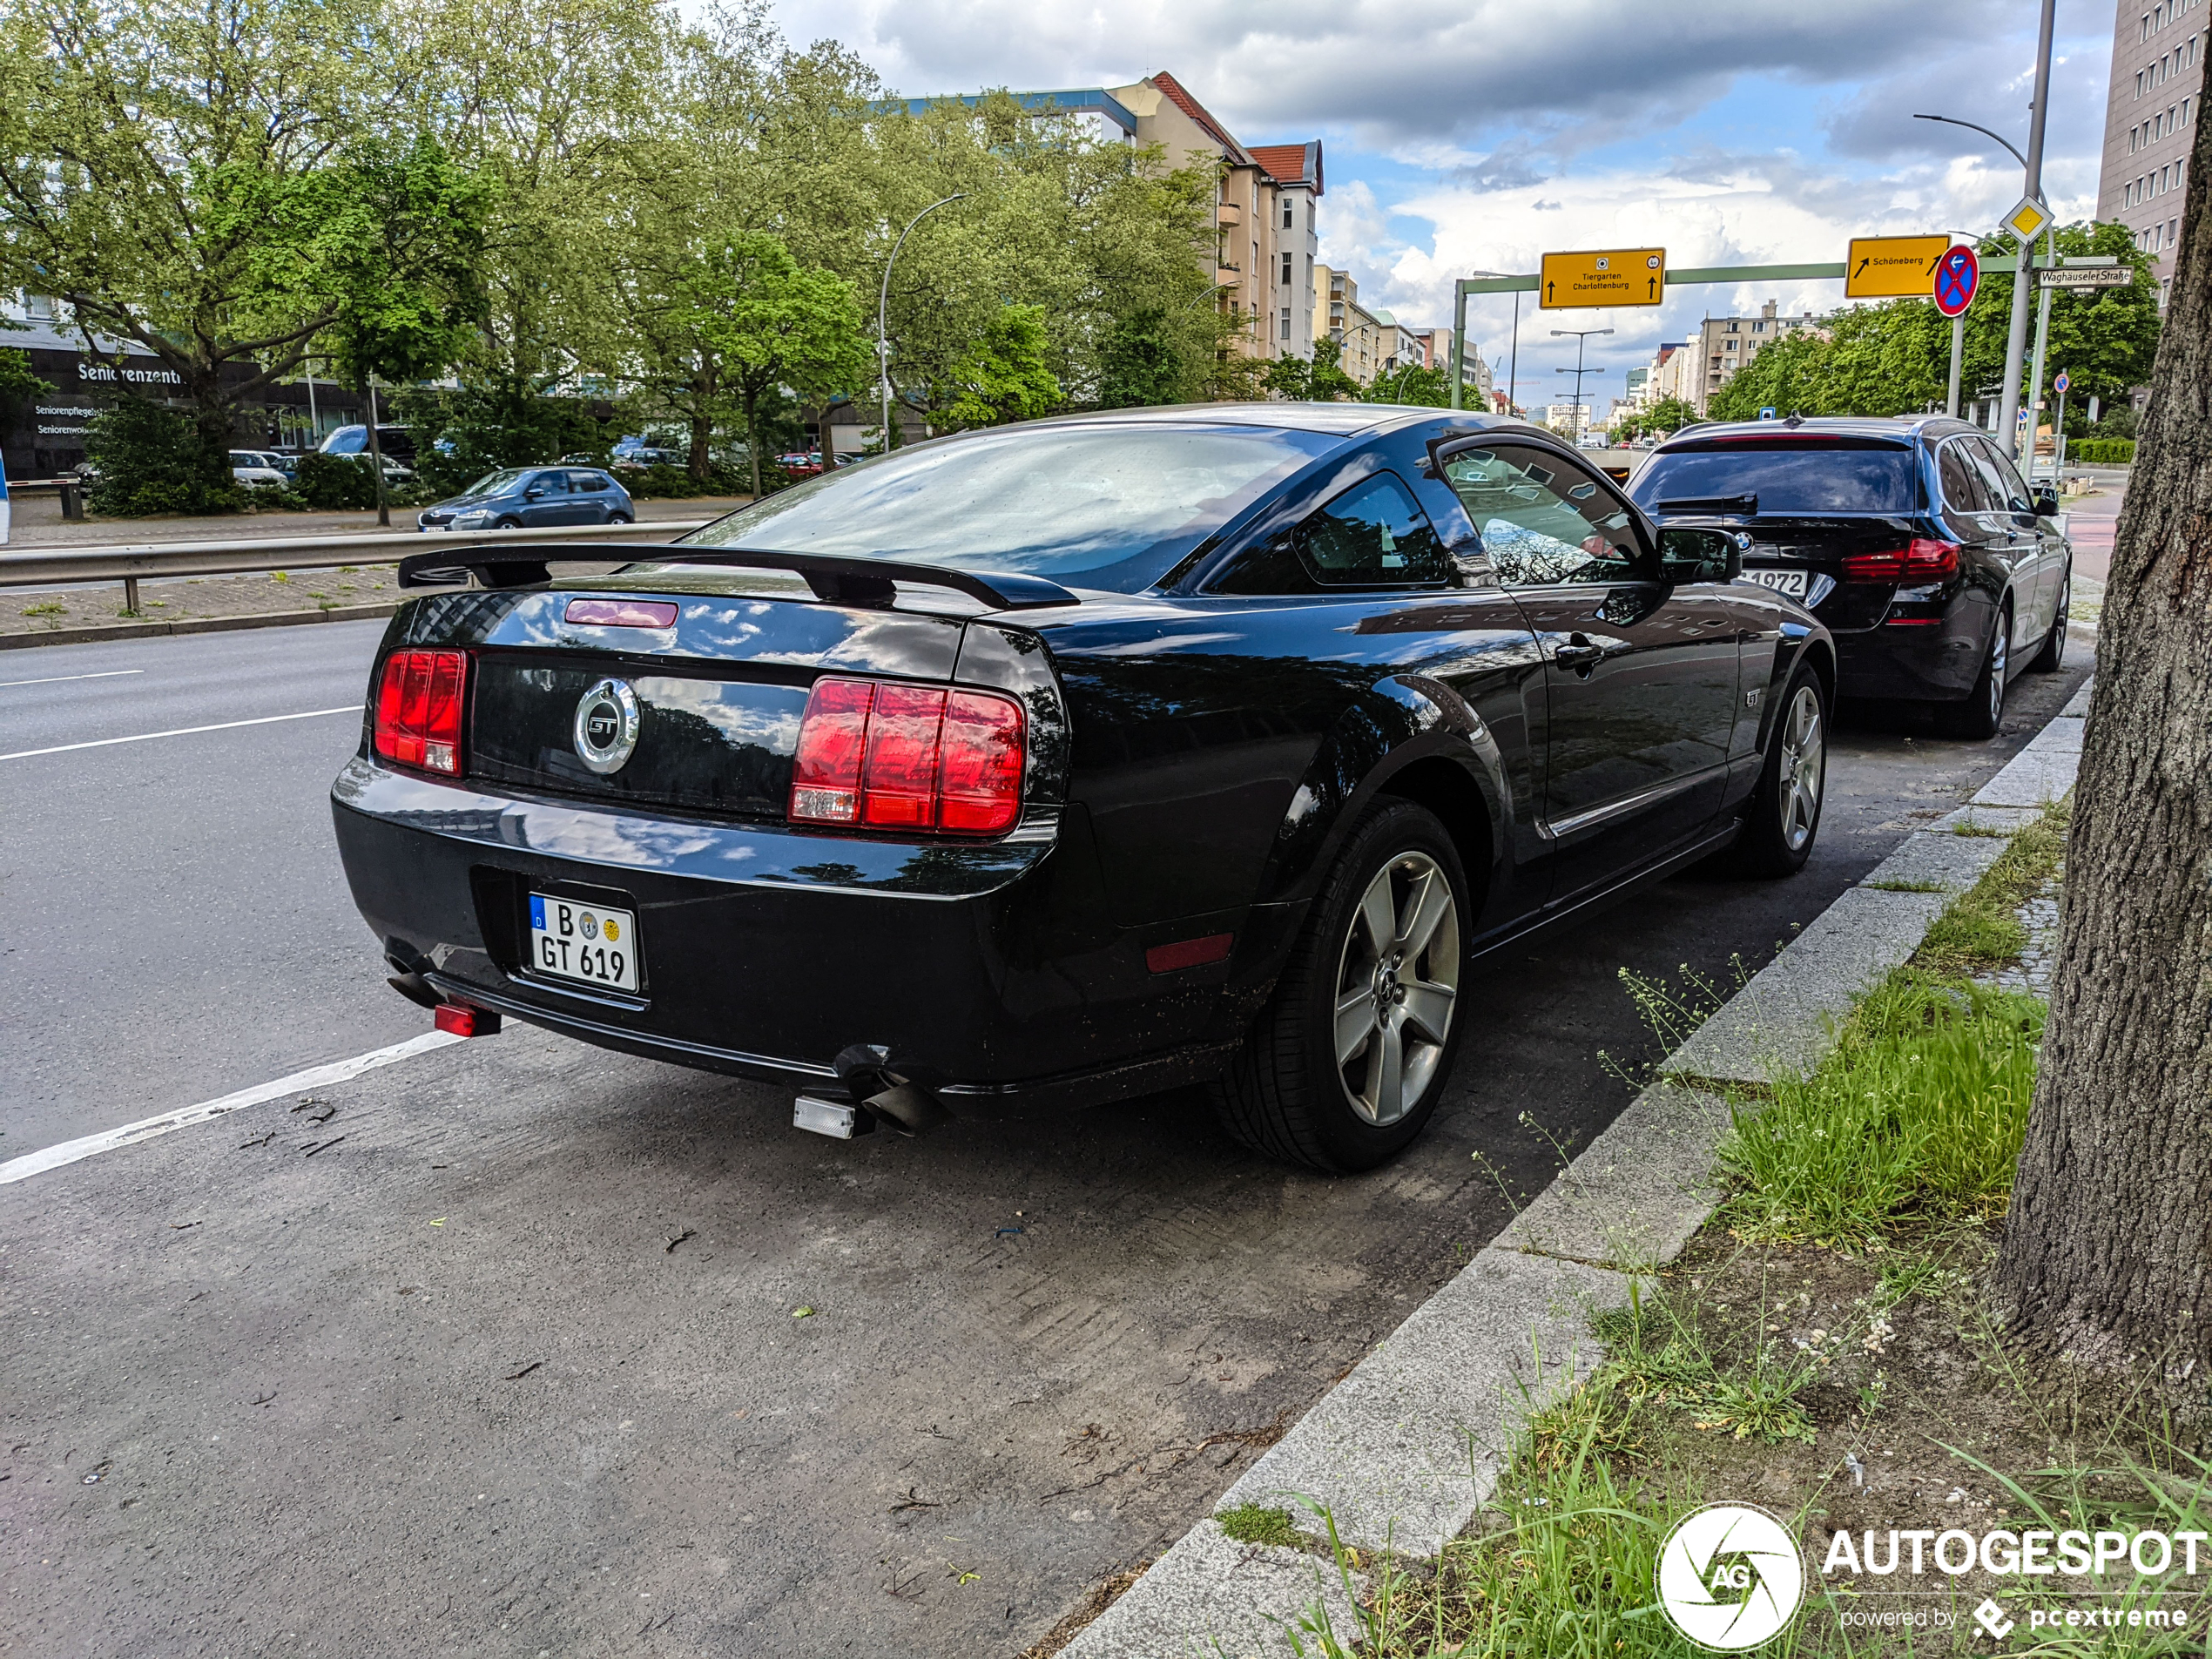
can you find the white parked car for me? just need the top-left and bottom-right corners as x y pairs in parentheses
(231, 452), (289, 489)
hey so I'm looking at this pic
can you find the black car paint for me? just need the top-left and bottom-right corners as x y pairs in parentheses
(1633, 418), (2070, 705)
(334, 408), (1831, 1114)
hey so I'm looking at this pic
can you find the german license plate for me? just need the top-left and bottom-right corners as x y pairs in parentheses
(1743, 566), (1810, 600)
(528, 894), (638, 992)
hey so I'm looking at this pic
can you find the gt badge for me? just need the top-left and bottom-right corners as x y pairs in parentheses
(573, 678), (641, 776)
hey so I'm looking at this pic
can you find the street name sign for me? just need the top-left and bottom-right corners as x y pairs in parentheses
(1539, 247), (1666, 308)
(1845, 234), (1951, 298)
(2003, 197), (2053, 243)
(1933, 246), (1979, 317)
(2038, 266), (2133, 290)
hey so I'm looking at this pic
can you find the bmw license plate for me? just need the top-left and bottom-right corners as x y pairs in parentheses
(1743, 566), (1810, 600)
(528, 894), (639, 992)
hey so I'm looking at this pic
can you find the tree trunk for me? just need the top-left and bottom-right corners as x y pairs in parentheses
(1993, 100), (2212, 1367)
(745, 388), (761, 499)
(688, 357), (716, 483)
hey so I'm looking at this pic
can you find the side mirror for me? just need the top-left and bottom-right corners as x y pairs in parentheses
(2031, 485), (2060, 517)
(1658, 526), (1740, 585)
(523, 488), (543, 500)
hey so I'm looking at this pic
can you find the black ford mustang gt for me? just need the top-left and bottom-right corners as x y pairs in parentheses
(1629, 416), (2073, 738)
(334, 405), (1833, 1171)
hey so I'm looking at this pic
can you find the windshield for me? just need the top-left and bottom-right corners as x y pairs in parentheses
(1631, 443), (1923, 516)
(674, 422), (1341, 591)
(463, 469), (532, 496)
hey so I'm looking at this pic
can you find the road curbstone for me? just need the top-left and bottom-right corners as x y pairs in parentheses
(1057, 685), (2093, 1658)
(0, 601), (400, 650)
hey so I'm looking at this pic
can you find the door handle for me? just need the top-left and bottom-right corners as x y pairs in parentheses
(1552, 632), (1604, 673)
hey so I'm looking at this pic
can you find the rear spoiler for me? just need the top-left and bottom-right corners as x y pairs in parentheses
(395, 543), (1082, 611)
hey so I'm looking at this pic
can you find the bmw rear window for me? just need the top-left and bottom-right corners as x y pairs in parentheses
(1631, 442), (1923, 515)
(673, 423), (1341, 592)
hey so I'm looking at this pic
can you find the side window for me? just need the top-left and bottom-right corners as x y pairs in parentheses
(1939, 440), (1992, 511)
(1440, 445), (1642, 587)
(570, 470), (608, 492)
(1296, 474), (1448, 585)
(1967, 437), (2031, 514)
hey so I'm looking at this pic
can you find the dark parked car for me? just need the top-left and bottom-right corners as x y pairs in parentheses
(416, 467), (637, 531)
(1629, 416), (2071, 738)
(319, 423), (418, 474)
(335, 407), (1831, 1170)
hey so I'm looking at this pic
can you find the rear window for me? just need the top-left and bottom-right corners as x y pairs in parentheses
(1630, 442), (1923, 516)
(674, 423), (1340, 593)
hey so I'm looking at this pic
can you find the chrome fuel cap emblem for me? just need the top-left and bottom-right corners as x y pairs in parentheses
(573, 678), (641, 775)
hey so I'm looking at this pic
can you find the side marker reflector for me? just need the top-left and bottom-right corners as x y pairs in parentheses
(1146, 933), (1235, 974)
(434, 1003), (502, 1038)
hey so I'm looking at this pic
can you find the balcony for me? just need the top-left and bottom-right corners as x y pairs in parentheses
(1216, 202), (1243, 226)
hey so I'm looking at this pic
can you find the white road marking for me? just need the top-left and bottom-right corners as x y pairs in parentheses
(0, 1032), (463, 1186)
(0, 668), (145, 689)
(0, 704), (361, 761)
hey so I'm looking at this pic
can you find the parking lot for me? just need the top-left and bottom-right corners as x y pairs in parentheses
(2, 613), (2093, 1658)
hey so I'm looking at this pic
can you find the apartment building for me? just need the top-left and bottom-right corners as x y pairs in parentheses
(1108, 74), (1323, 361)
(2096, 0), (2204, 305)
(1689, 300), (1823, 414)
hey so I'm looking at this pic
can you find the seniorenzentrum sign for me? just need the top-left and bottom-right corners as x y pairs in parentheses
(1657, 1503), (1806, 1650)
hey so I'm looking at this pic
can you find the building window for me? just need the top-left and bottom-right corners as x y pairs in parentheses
(1281, 251), (1291, 287)
(1281, 199), (1292, 230)
(1281, 307), (1291, 340)
(1305, 254), (1313, 289)
(2139, 69), (2147, 95)
(1725, 338), (1738, 351)
(1752, 319), (1766, 332)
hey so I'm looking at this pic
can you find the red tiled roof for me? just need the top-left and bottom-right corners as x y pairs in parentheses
(1250, 142), (1322, 194)
(1150, 71), (1245, 158)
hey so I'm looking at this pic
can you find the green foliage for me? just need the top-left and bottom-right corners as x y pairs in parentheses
(2070, 436), (2136, 464)
(939, 304), (1060, 431)
(1913, 799), (2070, 977)
(292, 451), (381, 511)
(1213, 1503), (1298, 1548)
(0, 347), (53, 428)
(83, 398), (239, 516)
(1266, 335), (1359, 402)
(1363, 361), (1450, 407)
(391, 383), (622, 499)
(1096, 307), (1185, 408)
(1615, 395), (1699, 439)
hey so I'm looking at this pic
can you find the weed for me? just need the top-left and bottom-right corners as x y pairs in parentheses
(20, 600), (64, 618)
(1216, 1502), (1299, 1548)
(1952, 820), (2010, 839)
(1600, 958), (1749, 1089)
(1915, 799), (2069, 975)
(1866, 878), (1946, 893)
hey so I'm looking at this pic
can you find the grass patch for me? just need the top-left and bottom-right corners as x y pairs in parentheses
(1215, 1501), (1298, 1548)
(1865, 878), (1945, 893)
(1914, 798), (2069, 975)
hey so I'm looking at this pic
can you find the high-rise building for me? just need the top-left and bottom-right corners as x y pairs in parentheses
(1688, 300), (1824, 414)
(2095, 0), (2204, 307)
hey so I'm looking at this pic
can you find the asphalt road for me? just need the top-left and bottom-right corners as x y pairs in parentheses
(0, 609), (2094, 1658)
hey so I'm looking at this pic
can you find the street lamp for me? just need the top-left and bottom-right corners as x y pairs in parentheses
(1550, 327), (1612, 437)
(878, 192), (966, 452)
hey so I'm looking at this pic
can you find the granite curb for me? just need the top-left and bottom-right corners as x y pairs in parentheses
(1061, 685), (2091, 1659)
(0, 600), (401, 650)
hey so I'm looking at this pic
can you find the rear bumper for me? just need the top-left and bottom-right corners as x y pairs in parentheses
(1831, 591), (1994, 702)
(331, 757), (1291, 1109)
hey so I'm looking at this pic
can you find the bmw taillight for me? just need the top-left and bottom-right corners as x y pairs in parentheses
(789, 676), (1025, 836)
(374, 649), (468, 775)
(1843, 538), (1961, 583)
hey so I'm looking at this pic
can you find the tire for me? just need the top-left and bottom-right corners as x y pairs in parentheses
(1210, 799), (1470, 1172)
(494, 516), (523, 529)
(608, 512), (633, 526)
(1935, 605), (2009, 739)
(2027, 576), (2068, 672)
(1732, 662), (1828, 877)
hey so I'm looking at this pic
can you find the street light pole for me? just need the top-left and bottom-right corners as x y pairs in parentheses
(1550, 327), (1612, 437)
(1999, 0), (2058, 462)
(878, 193), (966, 452)
(1451, 272), (1516, 411)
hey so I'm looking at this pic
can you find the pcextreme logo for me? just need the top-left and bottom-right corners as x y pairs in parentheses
(1657, 1503), (1807, 1650)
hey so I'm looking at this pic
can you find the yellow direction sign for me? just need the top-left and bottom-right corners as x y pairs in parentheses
(1845, 235), (1952, 298)
(2003, 197), (2053, 242)
(1539, 247), (1666, 308)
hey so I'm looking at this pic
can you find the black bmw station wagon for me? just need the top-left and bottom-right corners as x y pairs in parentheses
(334, 406), (1834, 1170)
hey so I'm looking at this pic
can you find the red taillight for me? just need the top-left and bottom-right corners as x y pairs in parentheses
(1843, 538), (1960, 584)
(789, 676), (1025, 836)
(374, 649), (468, 774)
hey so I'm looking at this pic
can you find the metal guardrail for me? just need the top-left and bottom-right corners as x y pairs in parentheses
(0, 516), (714, 609)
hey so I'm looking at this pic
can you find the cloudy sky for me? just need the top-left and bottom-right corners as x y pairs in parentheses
(760, 0), (2118, 412)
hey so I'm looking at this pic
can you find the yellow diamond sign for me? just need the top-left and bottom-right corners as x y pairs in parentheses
(2003, 197), (2053, 243)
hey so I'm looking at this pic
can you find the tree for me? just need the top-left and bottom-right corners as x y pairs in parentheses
(1097, 307), (1184, 408)
(0, 347), (53, 432)
(1266, 335), (1359, 402)
(0, 0), (384, 493)
(296, 135), (494, 523)
(1363, 361), (1450, 407)
(1991, 105), (2212, 1367)
(1615, 395), (1700, 439)
(689, 231), (869, 494)
(938, 304), (1059, 430)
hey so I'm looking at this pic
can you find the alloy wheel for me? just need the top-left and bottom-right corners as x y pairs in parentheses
(1986, 621), (2009, 725)
(1776, 685), (1824, 853)
(1332, 852), (1460, 1127)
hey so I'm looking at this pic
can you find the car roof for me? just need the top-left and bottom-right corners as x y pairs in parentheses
(1022, 401), (1545, 441)
(1653, 415), (1981, 452)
